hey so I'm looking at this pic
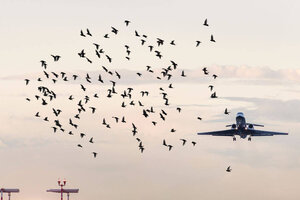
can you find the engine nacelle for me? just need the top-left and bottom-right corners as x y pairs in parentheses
(248, 124), (254, 129)
(231, 124), (236, 129)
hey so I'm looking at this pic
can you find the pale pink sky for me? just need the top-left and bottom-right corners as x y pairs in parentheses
(1, 1), (300, 200)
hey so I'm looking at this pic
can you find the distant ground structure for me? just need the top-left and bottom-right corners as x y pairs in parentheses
(0, 188), (19, 200)
(47, 179), (79, 200)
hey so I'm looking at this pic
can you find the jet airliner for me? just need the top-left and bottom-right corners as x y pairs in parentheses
(198, 112), (288, 141)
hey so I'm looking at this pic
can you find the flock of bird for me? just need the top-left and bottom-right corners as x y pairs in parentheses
(25, 19), (231, 167)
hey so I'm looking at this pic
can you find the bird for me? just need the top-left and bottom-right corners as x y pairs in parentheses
(197, 117), (202, 120)
(93, 43), (100, 50)
(80, 30), (86, 37)
(176, 107), (182, 113)
(137, 72), (142, 77)
(170, 40), (176, 45)
(78, 49), (85, 57)
(35, 112), (40, 117)
(212, 74), (218, 79)
(202, 67), (209, 75)
(152, 121), (157, 126)
(210, 34), (216, 42)
(89, 107), (96, 114)
(224, 108), (230, 115)
(80, 84), (86, 92)
(80, 133), (85, 138)
(226, 166), (232, 172)
(148, 45), (153, 52)
(191, 141), (196, 146)
(181, 70), (186, 77)
(25, 79), (30, 85)
(180, 139), (187, 146)
(203, 19), (209, 26)
(106, 55), (112, 63)
(211, 92), (218, 98)
(196, 41), (201, 47)
(89, 137), (94, 143)
(168, 145), (173, 151)
(170, 128), (176, 133)
(124, 20), (130, 26)
(208, 85), (214, 91)
(77, 144), (83, 148)
(51, 55), (60, 61)
(86, 28), (92, 36)
(135, 30), (140, 37)
(111, 26), (118, 34)
(104, 34), (109, 38)
(92, 152), (97, 158)
(163, 139), (167, 146)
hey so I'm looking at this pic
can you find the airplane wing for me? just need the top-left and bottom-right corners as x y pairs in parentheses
(198, 129), (236, 136)
(246, 129), (288, 136)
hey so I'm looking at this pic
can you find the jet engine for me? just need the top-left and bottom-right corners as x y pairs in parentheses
(248, 124), (254, 129)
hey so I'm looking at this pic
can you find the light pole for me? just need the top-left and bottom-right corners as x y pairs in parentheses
(47, 180), (79, 200)
(57, 179), (66, 200)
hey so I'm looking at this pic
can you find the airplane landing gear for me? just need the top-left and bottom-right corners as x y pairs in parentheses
(248, 137), (251, 141)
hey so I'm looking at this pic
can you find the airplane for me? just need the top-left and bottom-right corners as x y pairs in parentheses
(198, 112), (288, 141)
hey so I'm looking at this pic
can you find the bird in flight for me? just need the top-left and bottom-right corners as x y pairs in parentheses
(226, 166), (232, 172)
(86, 28), (92, 36)
(124, 20), (130, 26)
(203, 19), (209, 26)
(196, 41), (201, 47)
(51, 55), (60, 61)
(180, 139), (186, 146)
(224, 108), (230, 115)
(210, 34), (216, 42)
(92, 152), (97, 158)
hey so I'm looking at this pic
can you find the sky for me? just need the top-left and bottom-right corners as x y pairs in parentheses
(1, 0), (300, 200)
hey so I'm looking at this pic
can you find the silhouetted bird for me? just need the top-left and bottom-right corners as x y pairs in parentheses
(106, 55), (112, 63)
(224, 108), (230, 115)
(25, 79), (30, 85)
(208, 85), (214, 91)
(124, 20), (130, 26)
(104, 34), (109, 38)
(51, 55), (60, 61)
(211, 92), (217, 98)
(196, 41), (201, 47)
(89, 137), (94, 143)
(168, 145), (173, 151)
(180, 139), (187, 146)
(86, 28), (92, 36)
(202, 67), (209, 75)
(226, 166), (232, 172)
(197, 117), (202, 120)
(170, 40), (176, 45)
(212, 74), (218, 79)
(203, 19), (209, 26)
(78, 49), (85, 57)
(210, 34), (216, 42)
(111, 26), (118, 34)
(92, 152), (97, 158)
(80, 30), (86, 37)
(191, 141), (196, 146)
